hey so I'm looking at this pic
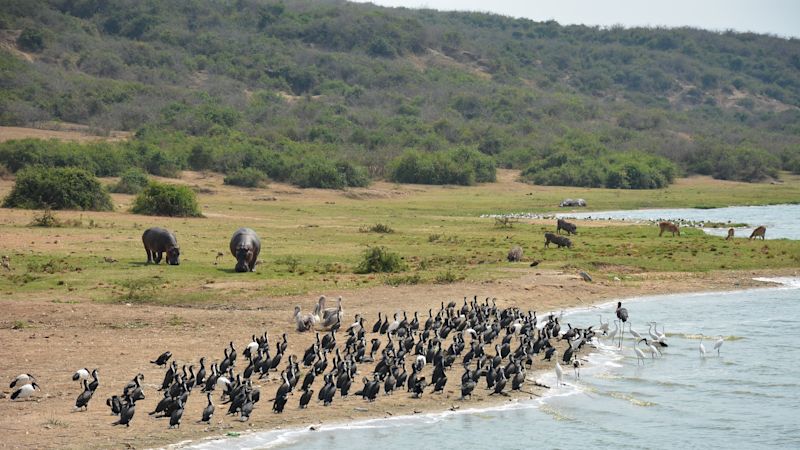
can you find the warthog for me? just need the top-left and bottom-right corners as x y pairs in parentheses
(556, 219), (577, 235)
(658, 221), (680, 237)
(544, 232), (572, 249)
(749, 226), (766, 240)
(507, 246), (523, 262)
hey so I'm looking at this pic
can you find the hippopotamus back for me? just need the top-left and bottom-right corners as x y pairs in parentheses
(142, 227), (180, 265)
(230, 228), (261, 272)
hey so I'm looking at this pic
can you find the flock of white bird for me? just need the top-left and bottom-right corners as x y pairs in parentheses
(551, 304), (726, 388)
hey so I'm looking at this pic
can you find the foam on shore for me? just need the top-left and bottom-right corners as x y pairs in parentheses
(173, 277), (800, 450)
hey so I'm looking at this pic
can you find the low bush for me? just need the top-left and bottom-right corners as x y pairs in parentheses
(223, 167), (267, 188)
(360, 223), (394, 233)
(522, 150), (676, 189)
(110, 168), (150, 194)
(355, 246), (406, 273)
(131, 182), (202, 217)
(388, 147), (495, 185)
(2, 166), (113, 211)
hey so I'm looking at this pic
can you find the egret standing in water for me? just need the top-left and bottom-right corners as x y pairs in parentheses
(699, 336), (707, 358)
(633, 343), (646, 366)
(615, 302), (629, 347)
(714, 336), (724, 356)
(555, 361), (564, 387)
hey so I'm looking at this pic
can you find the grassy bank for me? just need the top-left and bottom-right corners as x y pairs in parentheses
(1, 170), (798, 306)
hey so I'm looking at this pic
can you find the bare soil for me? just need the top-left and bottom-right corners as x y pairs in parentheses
(0, 125), (131, 143)
(0, 267), (793, 450)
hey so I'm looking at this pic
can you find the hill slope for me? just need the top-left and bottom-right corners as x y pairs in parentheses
(1, 0), (799, 182)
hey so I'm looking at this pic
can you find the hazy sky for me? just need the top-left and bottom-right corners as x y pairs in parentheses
(351, 0), (800, 39)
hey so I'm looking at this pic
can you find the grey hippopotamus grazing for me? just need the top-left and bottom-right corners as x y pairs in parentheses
(142, 227), (180, 265)
(230, 228), (261, 272)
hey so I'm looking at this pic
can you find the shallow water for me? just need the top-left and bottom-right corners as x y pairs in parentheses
(186, 278), (800, 450)
(557, 203), (800, 240)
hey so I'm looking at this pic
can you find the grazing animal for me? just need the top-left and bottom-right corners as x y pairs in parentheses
(658, 221), (680, 237)
(544, 232), (572, 249)
(230, 228), (261, 272)
(726, 228), (735, 240)
(142, 227), (180, 265)
(749, 226), (766, 240)
(507, 246), (523, 262)
(556, 219), (577, 235)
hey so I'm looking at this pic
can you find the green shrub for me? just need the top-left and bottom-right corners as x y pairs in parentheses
(355, 246), (406, 274)
(291, 158), (346, 189)
(223, 167), (267, 188)
(110, 168), (150, 194)
(388, 148), (496, 185)
(2, 166), (113, 211)
(521, 146), (676, 189)
(288, 156), (369, 189)
(17, 28), (45, 52)
(686, 146), (781, 181)
(29, 207), (61, 227)
(131, 182), (202, 217)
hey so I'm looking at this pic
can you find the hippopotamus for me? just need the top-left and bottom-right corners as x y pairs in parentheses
(230, 228), (261, 272)
(142, 227), (180, 265)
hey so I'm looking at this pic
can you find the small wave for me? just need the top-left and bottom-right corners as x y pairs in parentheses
(607, 391), (657, 407)
(625, 377), (696, 389)
(678, 333), (745, 341)
(538, 404), (576, 422)
(753, 277), (800, 288)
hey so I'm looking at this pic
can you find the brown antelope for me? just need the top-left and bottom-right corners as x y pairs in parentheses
(658, 221), (680, 237)
(749, 226), (766, 240)
(725, 228), (734, 240)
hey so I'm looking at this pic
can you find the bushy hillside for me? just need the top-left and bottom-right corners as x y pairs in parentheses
(1, 0), (798, 185)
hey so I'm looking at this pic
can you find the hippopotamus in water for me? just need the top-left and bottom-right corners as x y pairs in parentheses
(230, 228), (261, 272)
(142, 227), (180, 265)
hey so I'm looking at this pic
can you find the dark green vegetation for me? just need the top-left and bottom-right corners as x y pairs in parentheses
(2, 166), (113, 210)
(131, 181), (202, 217)
(110, 167), (150, 194)
(355, 246), (406, 274)
(223, 167), (268, 188)
(389, 148), (496, 185)
(2, 0), (799, 187)
(520, 134), (677, 188)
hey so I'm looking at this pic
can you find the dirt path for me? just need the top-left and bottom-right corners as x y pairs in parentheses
(1, 268), (794, 450)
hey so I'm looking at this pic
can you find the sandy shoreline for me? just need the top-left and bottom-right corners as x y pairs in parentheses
(1, 267), (797, 450)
